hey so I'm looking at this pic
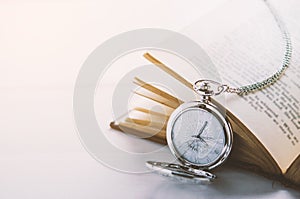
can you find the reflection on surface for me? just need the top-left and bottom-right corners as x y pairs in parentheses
(146, 165), (300, 199)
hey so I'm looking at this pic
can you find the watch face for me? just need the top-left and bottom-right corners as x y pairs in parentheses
(167, 101), (232, 169)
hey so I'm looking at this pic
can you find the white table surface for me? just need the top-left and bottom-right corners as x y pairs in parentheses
(0, 0), (299, 198)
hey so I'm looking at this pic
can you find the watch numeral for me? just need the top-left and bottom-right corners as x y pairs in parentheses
(207, 156), (211, 163)
(214, 149), (220, 154)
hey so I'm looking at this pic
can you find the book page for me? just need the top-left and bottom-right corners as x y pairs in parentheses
(183, 0), (300, 172)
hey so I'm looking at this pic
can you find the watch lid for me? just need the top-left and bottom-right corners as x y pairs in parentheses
(146, 161), (216, 184)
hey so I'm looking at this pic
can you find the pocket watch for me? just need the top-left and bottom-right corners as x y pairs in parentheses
(146, 80), (233, 183)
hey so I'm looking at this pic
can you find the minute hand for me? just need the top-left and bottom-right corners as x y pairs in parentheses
(192, 121), (208, 139)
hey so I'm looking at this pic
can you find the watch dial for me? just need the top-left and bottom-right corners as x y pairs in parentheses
(171, 107), (225, 166)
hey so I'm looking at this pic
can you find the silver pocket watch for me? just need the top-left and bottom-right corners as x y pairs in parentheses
(146, 80), (233, 184)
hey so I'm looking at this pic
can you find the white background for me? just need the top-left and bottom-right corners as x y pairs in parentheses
(0, 0), (299, 198)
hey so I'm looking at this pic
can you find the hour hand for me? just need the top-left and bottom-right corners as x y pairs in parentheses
(192, 121), (208, 139)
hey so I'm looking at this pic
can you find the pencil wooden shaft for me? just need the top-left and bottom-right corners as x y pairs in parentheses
(134, 91), (179, 109)
(118, 121), (167, 145)
(134, 77), (183, 104)
(125, 118), (167, 130)
(134, 107), (170, 118)
(143, 53), (193, 90)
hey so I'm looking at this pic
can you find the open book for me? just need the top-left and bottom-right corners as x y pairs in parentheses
(110, 0), (300, 188)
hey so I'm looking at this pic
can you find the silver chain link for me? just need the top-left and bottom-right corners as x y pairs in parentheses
(224, 0), (292, 95)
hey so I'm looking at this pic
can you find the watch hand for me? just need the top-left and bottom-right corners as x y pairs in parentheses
(202, 136), (214, 141)
(192, 121), (208, 138)
(178, 140), (196, 154)
(199, 137), (209, 147)
(202, 136), (223, 144)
